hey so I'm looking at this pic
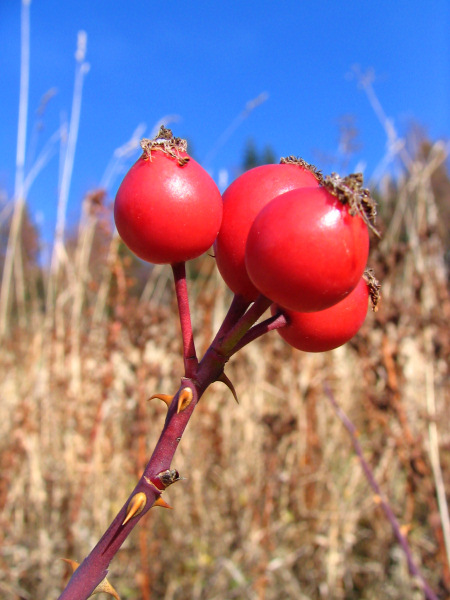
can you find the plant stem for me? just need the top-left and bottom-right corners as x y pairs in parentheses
(57, 291), (276, 599)
(210, 293), (252, 346)
(171, 262), (198, 379)
(324, 383), (439, 600)
(217, 294), (273, 356)
(228, 310), (287, 356)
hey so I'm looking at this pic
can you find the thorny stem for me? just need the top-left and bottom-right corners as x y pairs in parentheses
(58, 292), (271, 600)
(171, 262), (198, 379)
(324, 384), (439, 600)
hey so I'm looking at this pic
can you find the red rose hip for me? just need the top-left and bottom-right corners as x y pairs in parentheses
(272, 277), (370, 352)
(214, 159), (321, 300)
(245, 181), (370, 312)
(114, 128), (222, 265)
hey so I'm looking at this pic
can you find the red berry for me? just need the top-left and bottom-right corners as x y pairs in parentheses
(114, 130), (222, 265)
(272, 277), (369, 352)
(245, 184), (369, 312)
(214, 161), (321, 300)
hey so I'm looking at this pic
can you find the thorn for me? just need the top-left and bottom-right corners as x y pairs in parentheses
(92, 578), (121, 600)
(177, 387), (193, 414)
(148, 393), (173, 408)
(61, 558), (80, 572)
(153, 496), (173, 510)
(61, 559), (121, 599)
(122, 492), (147, 525)
(218, 372), (239, 404)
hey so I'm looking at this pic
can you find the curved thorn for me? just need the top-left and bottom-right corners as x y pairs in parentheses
(218, 372), (239, 404)
(148, 393), (173, 408)
(91, 578), (121, 600)
(61, 558), (80, 573)
(177, 387), (193, 414)
(122, 492), (147, 526)
(153, 496), (173, 510)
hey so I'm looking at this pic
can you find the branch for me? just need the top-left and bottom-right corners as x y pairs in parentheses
(228, 310), (287, 356)
(171, 262), (198, 379)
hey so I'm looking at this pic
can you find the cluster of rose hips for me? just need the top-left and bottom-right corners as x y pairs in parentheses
(114, 127), (379, 353)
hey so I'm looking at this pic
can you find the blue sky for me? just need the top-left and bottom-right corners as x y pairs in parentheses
(0, 1), (449, 245)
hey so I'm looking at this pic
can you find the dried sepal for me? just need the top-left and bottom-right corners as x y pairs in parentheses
(279, 156), (324, 183)
(122, 492), (147, 525)
(363, 268), (381, 311)
(140, 126), (189, 166)
(177, 387), (193, 413)
(61, 559), (120, 600)
(323, 172), (379, 236)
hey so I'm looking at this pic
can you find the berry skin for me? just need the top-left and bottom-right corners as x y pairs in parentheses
(272, 277), (370, 352)
(245, 185), (369, 312)
(214, 162), (321, 300)
(114, 137), (222, 265)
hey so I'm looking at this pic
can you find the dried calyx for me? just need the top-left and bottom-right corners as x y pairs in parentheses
(324, 172), (379, 236)
(363, 268), (381, 311)
(140, 125), (189, 166)
(280, 155), (324, 183)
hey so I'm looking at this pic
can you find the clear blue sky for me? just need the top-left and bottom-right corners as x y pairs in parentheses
(0, 1), (449, 245)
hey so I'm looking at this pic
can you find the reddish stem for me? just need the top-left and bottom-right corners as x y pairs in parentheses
(58, 291), (288, 599)
(210, 293), (252, 347)
(229, 310), (287, 356)
(217, 294), (273, 357)
(171, 262), (198, 379)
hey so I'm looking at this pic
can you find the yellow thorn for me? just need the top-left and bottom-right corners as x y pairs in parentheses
(122, 492), (147, 526)
(153, 496), (173, 510)
(177, 387), (193, 414)
(148, 393), (173, 408)
(61, 559), (121, 599)
(92, 578), (121, 600)
(61, 558), (80, 573)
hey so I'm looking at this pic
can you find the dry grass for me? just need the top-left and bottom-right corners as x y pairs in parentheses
(0, 134), (449, 600)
